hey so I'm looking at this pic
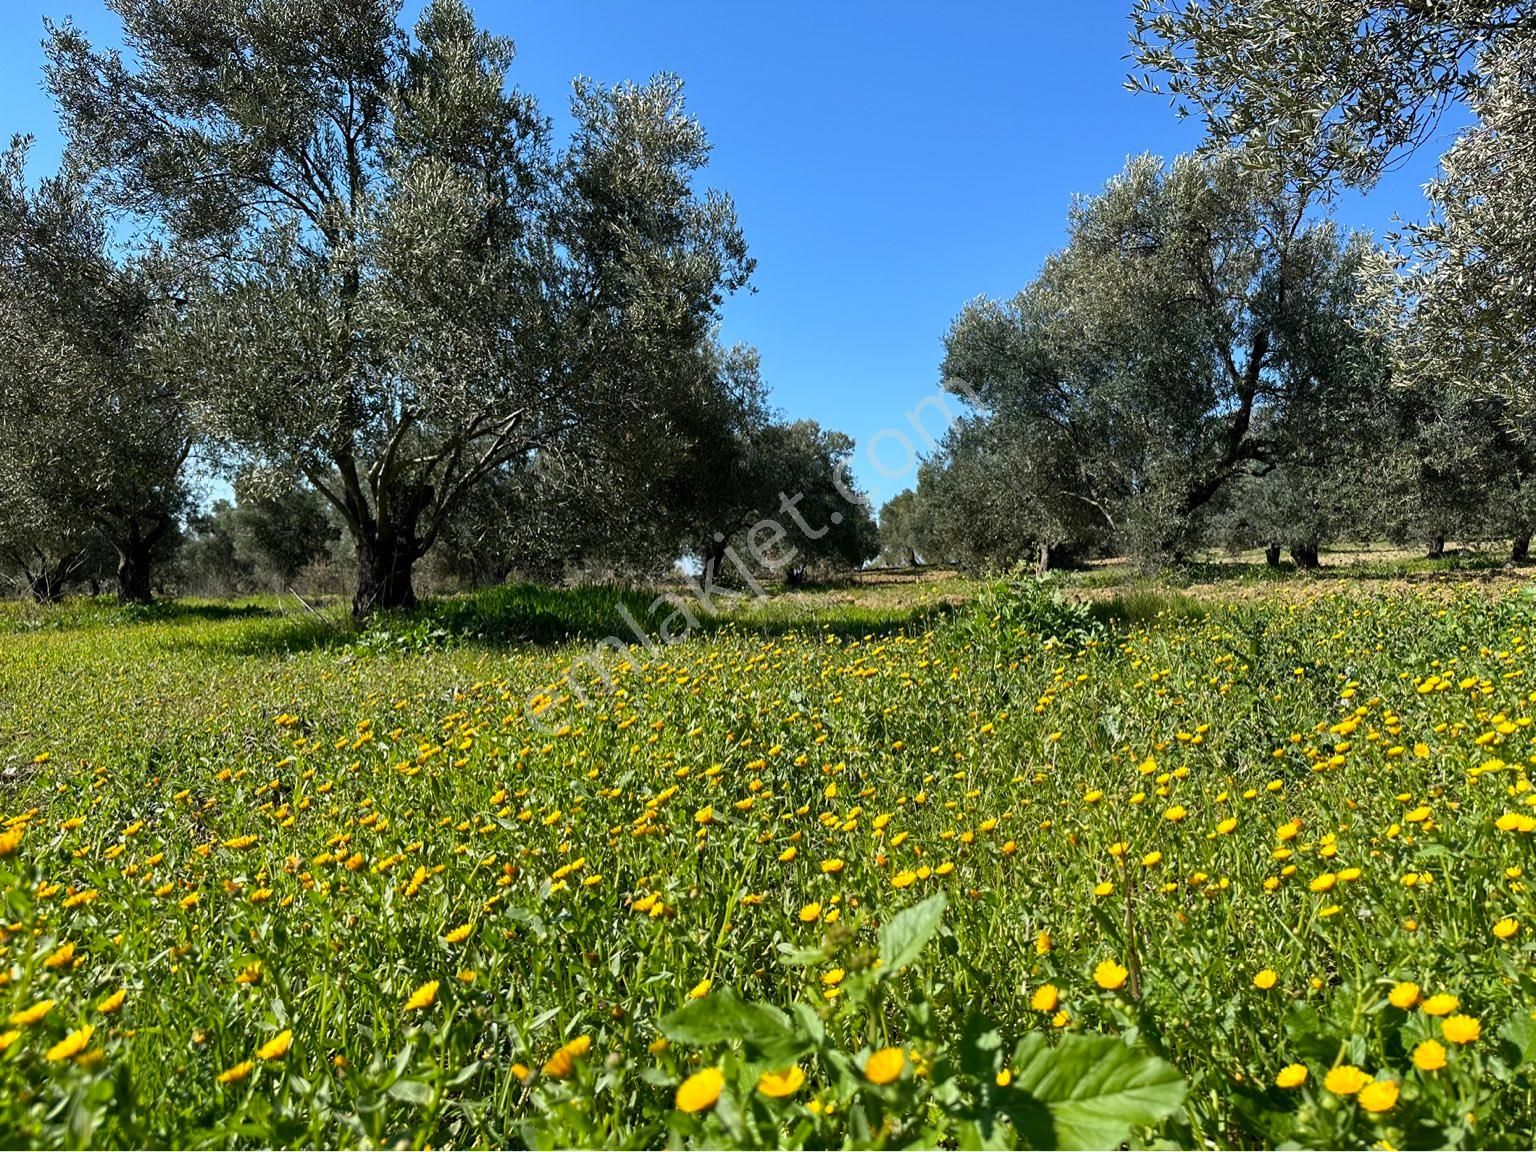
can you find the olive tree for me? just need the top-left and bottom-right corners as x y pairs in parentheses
(47, 0), (751, 616)
(1131, 2), (1536, 493)
(876, 489), (927, 567)
(428, 340), (768, 586)
(0, 140), (190, 603)
(940, 152), (1380, 564)
(1128, 0), (1531, 190)
(912, 413), (1105, 573)
(1377, 40), (1536, 419)
(697, 418), (880, 588)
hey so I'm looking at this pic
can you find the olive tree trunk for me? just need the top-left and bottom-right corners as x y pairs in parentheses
(25, 559), (72, 603)
(352, 533), (419, 618)
(702, 537), (728, 591)
(111, 517), (170, 605)
(1289, 543), (1320, 570)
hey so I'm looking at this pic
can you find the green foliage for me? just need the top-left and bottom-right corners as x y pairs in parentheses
(1008, 1033), (1186, 1149)
(0, 138), (190, 604)
(910, 415), (1103, 573)
(647, 892), (1181, 1150)
(930, 151), (1385, 567)
(1378, 38), (1536, 422)
(1131, 1), (1536, 511)
(960, 574), (1104, 652)
(877, 891), (947, 976)
(7, 574), (1536, 1146)
(46, 0), (756, 618)
(698, 418), (882, 588)
(1087, 588), (1208, 626)
(1127, 0), (1510, 191)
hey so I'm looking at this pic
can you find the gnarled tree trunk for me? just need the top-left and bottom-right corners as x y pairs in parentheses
(1427, 535), (1446, 560)
(1264, 543), (1282, 568)
(342, 479), (435, 621)
(353, 533), (419, 618)
(1035, 542), (1052, 577)
(116, 544), (154, 604)
(22, 550), (79, 603)
(112, 517), (169, 605)
(1513, 533), (1531, 563)
(1289, 543), (1320, 570)
(26, 567), (65, 602)
(702, 537), (728, 591)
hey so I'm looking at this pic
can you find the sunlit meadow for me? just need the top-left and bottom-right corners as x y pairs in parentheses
(3, 572), (1536, 1148)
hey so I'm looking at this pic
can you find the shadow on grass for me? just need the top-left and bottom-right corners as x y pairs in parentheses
(1, 596), (285, 636)
(119, 600), (281, 624)
(405, 583), (951, 649)
(1087, 589), (1209, 626)
(1173, 550), (1523, 586)
(152, 581), (953, 658)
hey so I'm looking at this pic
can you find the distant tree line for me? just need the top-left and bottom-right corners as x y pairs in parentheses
(880, 2), (1536, 574)
(0, 0), (878, 615)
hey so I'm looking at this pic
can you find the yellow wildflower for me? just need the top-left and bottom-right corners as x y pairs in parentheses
(757, 1065), (805, 1098)
(675, 1066), (724, 1113)
(1093, 959), (1128, 991)
(864, 1046), (906, 1085)
(9, 999), (55, 1027)
(1412, 1039), (1447, 1071)
(256, 1029), (293, 1060)
(403, 980), (439, 1012)
(1421, 993), (1459, 1017)
(1357, 1078), (1399, 1113)
(1275, 1064), (1308, 1089)
(542, 1034), (591, 1079)
(45, 1024), (94, 1063)
(1324, 1065), (1368, 1096)
(1442, 1015), (1480, 1044)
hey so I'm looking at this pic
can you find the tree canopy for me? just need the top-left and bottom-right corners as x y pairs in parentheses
(45, 0), (754, 615)
(1128, 0), (1531, 190)
(0, 138), (189, 602)
(927, 151), (1384, 566)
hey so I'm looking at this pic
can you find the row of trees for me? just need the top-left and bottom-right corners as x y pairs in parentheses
(0, 0), (877, 614)
(880, 2), (1536, 573)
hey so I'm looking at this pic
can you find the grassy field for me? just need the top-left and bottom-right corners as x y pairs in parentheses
(4, 567), (1536, 1148)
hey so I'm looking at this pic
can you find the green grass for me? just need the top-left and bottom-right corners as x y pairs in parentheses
(1086, 588), (1208, 625)
(4, 574), (1536, 1148)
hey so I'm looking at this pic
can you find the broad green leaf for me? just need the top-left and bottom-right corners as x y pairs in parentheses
(1008, 1033), (1186, 1150)
(791, 1001), (825, 1045)
(878, 891), (947, 977)
(1500, 1012), (1536, 1067)
(1280, 1003), (1335, 1065)
(659, 990), (803, 1062)
(960, 1010), (1004, 1081)
(386, 1079), (432, 1105)
(776, 942), (828, 967)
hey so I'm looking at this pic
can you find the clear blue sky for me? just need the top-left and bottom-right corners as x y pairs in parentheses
(1, 1), (1454, 508)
